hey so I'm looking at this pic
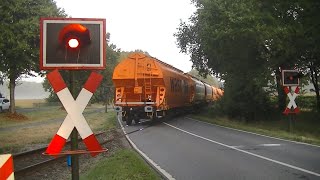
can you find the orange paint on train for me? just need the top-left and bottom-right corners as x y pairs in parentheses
(112, 52), (223, 125)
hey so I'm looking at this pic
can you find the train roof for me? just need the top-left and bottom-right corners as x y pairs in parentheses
(148, 55), (184, 74)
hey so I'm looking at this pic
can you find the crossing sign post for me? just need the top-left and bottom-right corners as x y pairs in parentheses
(283, 86), (300, 115)
(45, 70), (106, 156)
(40, 17), (107, 180)
(282, 69), (300, 132)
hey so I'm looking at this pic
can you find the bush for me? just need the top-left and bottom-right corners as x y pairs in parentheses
(295, 96), (317, 110)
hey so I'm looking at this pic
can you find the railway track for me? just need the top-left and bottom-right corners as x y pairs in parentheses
(13, 131), (106, 175)
(13, 119), (156, 177)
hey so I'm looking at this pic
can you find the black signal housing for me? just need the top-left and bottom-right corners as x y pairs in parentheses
(40, 18), (106, 70)
(282, 70), (300, 86)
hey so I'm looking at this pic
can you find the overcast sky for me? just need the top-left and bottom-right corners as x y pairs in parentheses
(57, 0), (195, 71)
(24, 0), (196, 82)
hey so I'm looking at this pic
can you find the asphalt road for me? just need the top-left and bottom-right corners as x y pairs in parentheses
(121, 116), (320, 180)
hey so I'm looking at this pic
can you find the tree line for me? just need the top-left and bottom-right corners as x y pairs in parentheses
(0, 0), (121, 113)
(175, 0), (320, 119)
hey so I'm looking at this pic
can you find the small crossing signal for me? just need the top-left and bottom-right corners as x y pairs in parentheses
(40, 18), (106, 70)
(282, 70), (300, 86)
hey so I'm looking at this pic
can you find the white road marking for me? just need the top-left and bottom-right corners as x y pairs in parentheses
(164, 122), (320, 177)
(258, 144), (281, 147)
(231, 144), (282, 148)
(117, 115), (175, 180)
(230, 145), (244, 148)
(186, 117), (320, 148)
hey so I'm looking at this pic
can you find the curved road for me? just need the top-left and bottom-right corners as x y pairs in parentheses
(120, 116), (320, 180)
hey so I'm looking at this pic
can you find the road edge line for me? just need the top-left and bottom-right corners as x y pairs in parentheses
(164, 122), (320, 177)
(117, 115), (175, 180)
(186, 117), (320, 148)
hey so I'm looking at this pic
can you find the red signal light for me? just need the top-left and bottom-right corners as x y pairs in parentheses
(68, 38), (79, 48)
(40, 18), (106, 70)
(58, 24), (91, 49)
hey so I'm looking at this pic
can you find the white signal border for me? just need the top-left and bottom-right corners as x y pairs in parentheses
(41, 19), (104, 68)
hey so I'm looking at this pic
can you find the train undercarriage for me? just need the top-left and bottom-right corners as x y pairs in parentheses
(115, 105), (166, 125)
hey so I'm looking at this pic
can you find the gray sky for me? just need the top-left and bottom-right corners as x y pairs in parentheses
(25, 0), (196, 82)
(56, 0), (195, 72)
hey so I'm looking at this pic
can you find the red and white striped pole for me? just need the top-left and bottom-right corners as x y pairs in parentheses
(45, 70), (103, 157)
(283, 86), (300, 115)
(0, 154), (14, 180)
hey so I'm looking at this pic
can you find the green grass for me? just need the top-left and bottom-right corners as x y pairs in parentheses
(15, 99), (46, 108)
(0, 105), (107, 128)
(81, 149), (160, 180)
(0, 106), (66, 128)
(191, 111), (320, 146)
(85, 110), (117, 132)
(0, 108), (116, 153)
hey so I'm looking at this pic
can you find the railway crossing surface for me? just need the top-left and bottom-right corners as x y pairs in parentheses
(119, 117), (320, 180)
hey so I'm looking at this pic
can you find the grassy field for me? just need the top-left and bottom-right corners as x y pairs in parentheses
(15, 99), (47, 108)
(1, 99), (161, 179)
(0, 109), (116, 153)
(191, 110), (320, 146)
(0, 99), (115, 153)
(81, 149), (160, 180)
(0, 101), (107, 128)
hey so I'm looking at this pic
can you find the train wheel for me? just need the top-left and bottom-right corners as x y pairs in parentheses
(126, 117), (132, 125)
(124, 115), (132, 125)
(133, 114), (140, 124)
(134, 118), (140, 124)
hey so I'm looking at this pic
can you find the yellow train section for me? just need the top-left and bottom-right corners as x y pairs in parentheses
(112, 52), (223, 125)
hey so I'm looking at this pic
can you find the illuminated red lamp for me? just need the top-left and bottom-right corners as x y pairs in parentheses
(40, 18), (106, 70)
(58, 24), (91, 49)
(68, 38), (79, 48)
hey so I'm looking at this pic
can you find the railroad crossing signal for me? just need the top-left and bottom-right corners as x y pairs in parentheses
(40, 18), (106, 70)
(0, 154), (14, 180)
(45, 70), (105, 156)
(282, 70), (300, 86)
(283, 86), (300, 115)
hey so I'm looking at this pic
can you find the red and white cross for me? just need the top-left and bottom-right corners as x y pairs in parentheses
(283, 86), (300, 115)
(0, 154), (14, 180)
(45, 69), (103, 157)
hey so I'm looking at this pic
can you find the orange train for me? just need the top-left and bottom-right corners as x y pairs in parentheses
(112, 53), (223, 125)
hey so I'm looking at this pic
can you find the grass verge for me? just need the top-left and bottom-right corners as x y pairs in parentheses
(0, 107), (66, 128)
(15, 99), (46, 108)
(0, 110), (116, 154)
(191, 112), (320, 146)
(81, 149), (160, 180)
(0, 106), (106, 128)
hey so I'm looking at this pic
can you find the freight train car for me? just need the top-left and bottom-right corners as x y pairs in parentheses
(112, 53), (221, 125)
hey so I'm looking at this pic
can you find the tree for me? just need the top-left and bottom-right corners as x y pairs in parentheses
(43, 43), (121, 108)
(188, 69), (220, 87)
(297, 1), (320, 111)
(265, 0), (320, 111)
(0, 0), (66, 113)
(175, 0), (272, 120)
(91, 44), (120, 105)
(176, 0), (320, 118)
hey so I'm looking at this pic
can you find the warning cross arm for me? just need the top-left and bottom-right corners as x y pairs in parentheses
(45, 70), (104, 157)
